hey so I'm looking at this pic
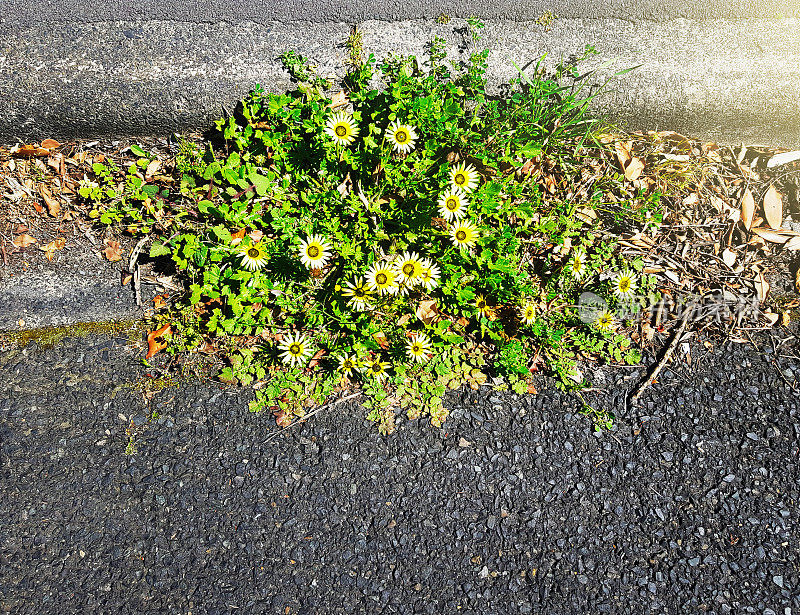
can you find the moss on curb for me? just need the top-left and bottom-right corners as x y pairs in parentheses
(0, 319), (146, 351)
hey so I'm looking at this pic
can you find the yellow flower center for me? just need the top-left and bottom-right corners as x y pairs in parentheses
(289, 343), (301, 355)
(307, 245), (320, 258)
(477, 300), (486, 309)
(371, 364), (383, 373)
(354, 287), (366, 297)
(412, 343), (421, 353)
(446, 198), (458, 211)
(376, 273), (388, 285)
(395, 130), (408, 143)
(247, 247), (260, 258)
(454, 173), (466, 185)
(402, 263), (415, 276)
(619, 279), (630, 292)
(343, 360), (353, 369)
(456, 230), (467, 242)
(335, 125), (347, 137)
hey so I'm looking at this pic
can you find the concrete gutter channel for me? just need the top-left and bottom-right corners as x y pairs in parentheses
(2, 1), (800, 330)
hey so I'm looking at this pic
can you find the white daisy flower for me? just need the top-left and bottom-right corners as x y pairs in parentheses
(437, 188), (469, 221)
(278, 332), (313, 367)
(449, 220), (479, 250)
(395, 251), (425, 285)
(449, 162), (479, 193)
(337, 353), (361, 377)
(594, 310), (617, 333)
(386, 122), (418, 154)
(418, 259), (440, 292)
(324, 112), (359, 146)
(341, 276), (373, 311)
(406, 333), (432, 364)
(612, 271), (637, 299)
(366, 263), (400, 296)
(568, 251), (587, 279)
(299, 235), (332, 269)
(238, 243), (268, 271)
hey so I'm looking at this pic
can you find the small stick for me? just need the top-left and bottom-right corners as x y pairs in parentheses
(263, 391), (362, 443)
(129, 237), (148, 307)
(629, 311), (691, 406)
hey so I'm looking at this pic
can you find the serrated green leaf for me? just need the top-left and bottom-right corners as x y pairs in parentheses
(149, 241), (171, 258)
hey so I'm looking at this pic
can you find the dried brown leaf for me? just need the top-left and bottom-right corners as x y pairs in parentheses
(38, 184), (61, 217)
(145, 324), (172, 359)
(624, 157), (645, 181)
(740, 188), (755, 231)
(763, 184), (783, 230)
(12, 233), (37, 248)
(40, 139), (61, 149)
(415, 300), (439, 325)
(103, 239), (124, 262)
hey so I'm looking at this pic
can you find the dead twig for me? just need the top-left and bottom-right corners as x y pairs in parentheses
(629, 310), (692, 406)
(263, 391), (363, 443)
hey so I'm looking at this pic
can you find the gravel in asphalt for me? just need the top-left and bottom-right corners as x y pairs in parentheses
(1, 332), (799, 613)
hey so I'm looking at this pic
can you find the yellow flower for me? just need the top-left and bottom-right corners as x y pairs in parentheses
(337, 353), (361, 377)
(612, 271), (637, 299)
(299, 235), (332, 269)
(594, 310), (617, 333)
(366, 263), (400, 296)
(437, 188), (469, 222)
(449, 162), (479, 193)
(521, 302), (536, 325)
(364, 358), (390, 379)
(386, 121), (418, 154)
(406, 333), (432, 363)
(475, 294), (491, 319)
(341, 276), (373, 311)
(418, 259), (440, 292)
(395, 251), (425, 285)
(324, 112), (359, 146)
(278, 332), (313, 367)
(238, 242), (268, 271)
(449, 220), (479, 249)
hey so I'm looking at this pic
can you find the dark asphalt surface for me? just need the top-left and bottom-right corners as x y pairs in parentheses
(1, 331), (798, 613)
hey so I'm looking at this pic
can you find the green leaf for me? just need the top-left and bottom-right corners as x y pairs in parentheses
(149, 241), (171, 258)
(130, 144), (148, 157)
(249, 170), (271, 197)
(211, 224), (232, 243)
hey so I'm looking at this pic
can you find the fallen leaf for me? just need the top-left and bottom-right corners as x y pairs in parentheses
(751, 227), (794, 244)
(766, 150), (800, 168)
(144, 159), (161, 179)
(153, 293), (169, 309)
(740, 188), (755, 231)
(230, 228), (246, 246)
(624, 157), (645, 181)
(526, 382), (538, 394)
(39, 237), (65, 261)
(145, 324), (172, 359)
(328, 90), (350, 109)
(763, 184), (783, 230)
(614, 141), (632, 169)
(40, 139), (61, 149)
(722, 248), (737, 268)
(755, 271), (770, 302)
(784, 236), (800, 251)
(307, 348), (326, 368)
(373, 331), (390, 349)
(11, 234), (37, 248)
(103, 239), (124, 262)
(415, 300), (439, 325)
(796, 269), (800, 294)
(763, 311), (780, 326)
(10, 144), (50, 157)
(248, 230), (264, 243)
(396, 314), (412, 327)
(38, 184), (61, 217)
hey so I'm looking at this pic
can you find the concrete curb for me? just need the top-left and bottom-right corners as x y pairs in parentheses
(1, 17), (799, 147)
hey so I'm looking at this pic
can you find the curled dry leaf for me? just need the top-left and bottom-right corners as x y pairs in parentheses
(40, 139), (61, 149)
(145, 324), (172, 359)
(784, 236), (800, 251)
(328, 90), (350, 109)
(11, 233), (37, 248)
(230, 228), (246, 246)
(751, 227), (794, 244)
(766, 150), (800, 168)
(39, 237), (66, 262)
(103, 239), (124, 262)
(373, 331), (390, 349)
(415, 300), (439, 325)
(740, 188), (755, 231)
(763, 184), (783, 230)
(38, 184), (61, 217)
(624, 157), (645, 181)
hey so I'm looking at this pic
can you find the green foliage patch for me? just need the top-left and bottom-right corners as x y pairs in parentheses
(84, 19), (659, 432)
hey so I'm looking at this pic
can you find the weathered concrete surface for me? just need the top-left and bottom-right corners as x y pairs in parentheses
(1, 17), (799, 147)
